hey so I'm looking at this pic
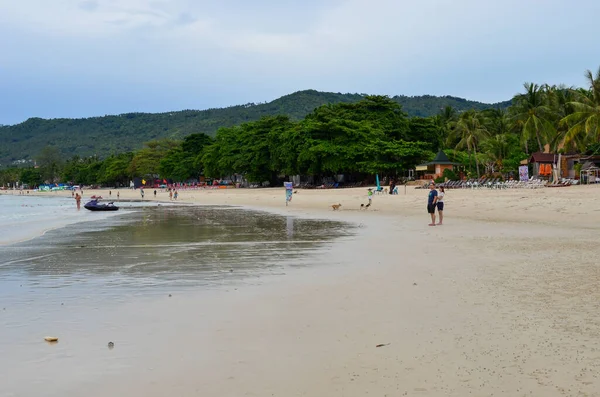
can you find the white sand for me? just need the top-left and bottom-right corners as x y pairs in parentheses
(3, 185), (600, 396)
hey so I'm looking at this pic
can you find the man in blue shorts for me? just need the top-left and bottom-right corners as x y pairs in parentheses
(427, 183), (438, 226)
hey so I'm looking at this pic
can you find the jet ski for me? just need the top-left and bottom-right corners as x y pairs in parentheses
(84, 199), (119, 211)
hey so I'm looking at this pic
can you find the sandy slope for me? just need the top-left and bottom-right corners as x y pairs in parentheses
(5, 185), (600, 396)
(31, 183), (600, 228)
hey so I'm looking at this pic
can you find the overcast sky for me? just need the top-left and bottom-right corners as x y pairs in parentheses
(1, 0), (599, 125)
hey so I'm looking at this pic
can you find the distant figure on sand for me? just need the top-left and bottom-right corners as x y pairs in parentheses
(437, 187), (445, 225)
(75, 193), (81, 210)
(427, 183), (438, 226)
(367, 188), (373, 206)
(154, 190), (157, 198)
(169, 190), (173, 201)
(117, 191), (120, 200)
(174, 190), (178, 200)
(140, 188), (144, 199)
(109, 190), (112, 197)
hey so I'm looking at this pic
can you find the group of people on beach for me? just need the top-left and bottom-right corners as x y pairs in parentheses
(427, 183), (444, 226)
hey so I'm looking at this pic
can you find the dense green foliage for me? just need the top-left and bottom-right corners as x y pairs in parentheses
(0, 90), (509, 165)
(2, 66), (599, 188)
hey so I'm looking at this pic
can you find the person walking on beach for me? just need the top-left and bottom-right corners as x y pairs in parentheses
(436, 186), (445, 225)
(427, 183), (438, 226)
(173, 190), (178, 200)
(109, 190), (112, 197)
(153, 189), (157, 198)
(140, 188), (144, 200)
(169, 189), (173, 201)
(75, 193), (81, 210)
(367, 188), (373, 206)
(117, 191), (120, 200)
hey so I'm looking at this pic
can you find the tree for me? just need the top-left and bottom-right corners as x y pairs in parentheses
(160, 133), (214, 181)
(448, 110), (489, 177)
(408, 117), (444, 151)
(561, 67), (600, 150)
(36, 146), (64, 183)
(295, 97), (416, 178)
(19, 167), (42, 186)
(511, 83), (555, 153)
(0, 168), (20, 187)
(98, 152), (133, 186)
(128, 139), (179, 177)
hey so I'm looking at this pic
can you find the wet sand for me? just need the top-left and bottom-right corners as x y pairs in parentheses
(2, 186), (600, 396)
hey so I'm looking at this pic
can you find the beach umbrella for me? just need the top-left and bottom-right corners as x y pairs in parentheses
(376, 174), (380, 190)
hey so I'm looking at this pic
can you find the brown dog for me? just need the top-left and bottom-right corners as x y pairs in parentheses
(331, 203), (342, 211)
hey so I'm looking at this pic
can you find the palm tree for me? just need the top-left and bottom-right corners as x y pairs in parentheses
(511, 83), (555, 153)
(560, 67), (600, 150)
(435, 105), (458, 147)
(482, 108), (511, 136)
(480, 133), (510, 172)
(449, 110), (489, 177)
(544, 84), (578, 151)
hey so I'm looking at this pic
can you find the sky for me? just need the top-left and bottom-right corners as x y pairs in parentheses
(1, 0), (599, 125)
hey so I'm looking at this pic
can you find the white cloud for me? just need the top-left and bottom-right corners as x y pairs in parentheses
(0, 0), (599, 123)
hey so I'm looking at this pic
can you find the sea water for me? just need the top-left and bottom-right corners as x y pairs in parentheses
(0, 195), (354, 324)
(0, 195), (355, 396)
(0, 194), (122, 245)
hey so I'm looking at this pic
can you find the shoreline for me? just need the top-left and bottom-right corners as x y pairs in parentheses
(2, 186), (600, 396)
(0, 194), (131, 246)
(13, 183), (600, 228)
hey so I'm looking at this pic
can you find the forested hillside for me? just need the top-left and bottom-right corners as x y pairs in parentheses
(0, 90), (510, 165)
(2, 65), (599, 188)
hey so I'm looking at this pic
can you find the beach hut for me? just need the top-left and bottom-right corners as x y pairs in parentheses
(528, 152), (557, 178)
(415, 150), (459, 180)
(580, 162), (600, 184)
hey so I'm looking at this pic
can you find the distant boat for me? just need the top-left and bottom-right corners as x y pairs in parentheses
(84, 199), (119, 211)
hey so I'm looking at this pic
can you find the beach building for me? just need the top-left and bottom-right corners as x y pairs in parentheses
(415, 150), (458, 180)
(528, 152), (557, 178)
(529, 152), (600, 180)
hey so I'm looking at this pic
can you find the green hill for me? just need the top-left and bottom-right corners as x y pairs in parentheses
(0, 90), (510, 166)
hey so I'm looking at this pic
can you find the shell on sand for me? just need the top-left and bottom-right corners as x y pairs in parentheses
(44, 336), (58, 342)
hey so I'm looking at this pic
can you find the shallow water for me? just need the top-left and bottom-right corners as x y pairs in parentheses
(1, 204), (352, 290)
(0, 201), (355, 397)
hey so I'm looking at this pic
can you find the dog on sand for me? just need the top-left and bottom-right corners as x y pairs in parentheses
(331, 203), (342, 211)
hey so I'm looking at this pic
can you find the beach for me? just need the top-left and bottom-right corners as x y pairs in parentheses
(1, 185), (600, 396)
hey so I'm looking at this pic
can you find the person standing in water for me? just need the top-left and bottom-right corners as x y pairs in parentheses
(427, 183), (438, 226)
(436, 186), (445, 225)
(75, 193), (81, 210)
